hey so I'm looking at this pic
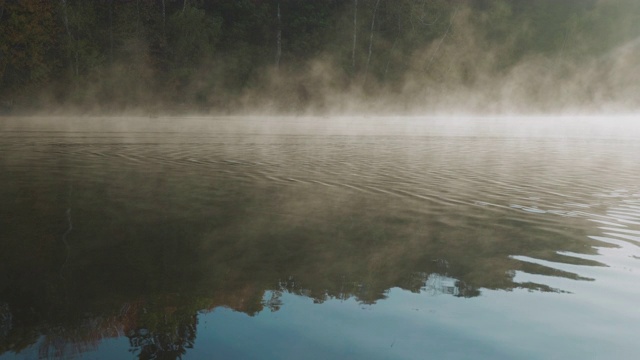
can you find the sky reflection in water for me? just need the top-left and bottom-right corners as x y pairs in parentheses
(0, 117), (639, 359)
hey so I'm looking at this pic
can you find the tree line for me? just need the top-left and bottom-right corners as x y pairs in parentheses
(1, 0), (638, 114)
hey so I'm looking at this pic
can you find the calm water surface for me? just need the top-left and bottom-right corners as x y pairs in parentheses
(1, 116), (639, 359)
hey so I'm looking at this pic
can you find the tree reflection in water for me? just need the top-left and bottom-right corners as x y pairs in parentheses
(2, 132), (635, 359)
(127, 314), (197, 360)
(0, 188), (599, 359)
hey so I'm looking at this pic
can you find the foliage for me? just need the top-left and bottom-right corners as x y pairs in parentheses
(0, 0), (59, 105)
(0, 0), (638, 113)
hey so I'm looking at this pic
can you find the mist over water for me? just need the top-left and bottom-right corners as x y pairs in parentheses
(2, 114), (639, 138)
(2, 1), (640, 359)
(1, 116), (640, 359)
(2, 0), (640, 116)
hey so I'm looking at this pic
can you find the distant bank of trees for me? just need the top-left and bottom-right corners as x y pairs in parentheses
(1, 0), (639, 114)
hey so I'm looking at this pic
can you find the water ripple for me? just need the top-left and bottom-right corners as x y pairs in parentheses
(2, 128), (640, 297)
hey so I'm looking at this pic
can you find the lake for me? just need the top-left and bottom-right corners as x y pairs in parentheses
(1, 116), (639, 359)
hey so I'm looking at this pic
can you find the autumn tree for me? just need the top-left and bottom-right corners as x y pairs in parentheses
(0, 0), (59, 109)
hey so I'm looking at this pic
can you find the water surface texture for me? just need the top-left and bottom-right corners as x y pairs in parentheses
(1, 117), (639, 359)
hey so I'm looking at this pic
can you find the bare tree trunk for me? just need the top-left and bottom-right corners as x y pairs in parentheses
(161, 0), (166, 37)
(426, 5), (458, 73)
(109, 0), (113, 65)
(275, 2), (282, 68)
(352, 0), (357, 71)
(384, 36), (398, 78)
(384, 14), (404, 78)
(61, 0), (79, 77)
(364, 0), (380, 85)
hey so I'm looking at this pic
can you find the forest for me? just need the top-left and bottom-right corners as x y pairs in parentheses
(1, 0), (639, 115)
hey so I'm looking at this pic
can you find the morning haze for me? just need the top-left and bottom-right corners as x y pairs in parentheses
(1, 0), (639, 116)
(1, 1), (640, 360)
